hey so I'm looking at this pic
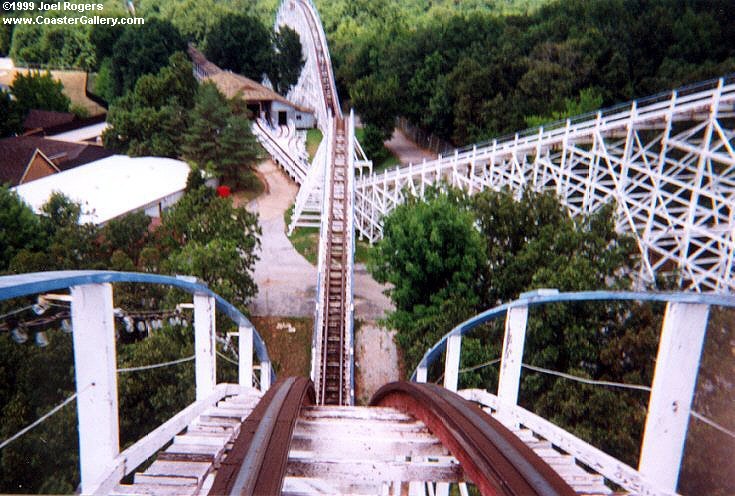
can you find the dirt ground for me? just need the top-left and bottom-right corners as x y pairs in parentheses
(354, 321), (402, 405)
(250, 316), (313, 378)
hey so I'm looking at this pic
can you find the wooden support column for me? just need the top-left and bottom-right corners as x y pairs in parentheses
(416, 359), (428, 384)
(194, 294), (216, 400)
(260, 360), (272, 391)
(638, 302), (710, 492)
(443, 333), (462, 392)
(496, 305), (529, 423)
(70, 283), (119, 494)
(238, 325), (253, 389)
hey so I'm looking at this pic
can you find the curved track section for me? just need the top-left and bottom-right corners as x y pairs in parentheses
(371, 381), (577, 496)
(209, 377), (315, 495)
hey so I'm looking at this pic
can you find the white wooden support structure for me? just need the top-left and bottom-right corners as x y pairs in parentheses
(638, 302), (711, 492)
(238, 325), (253, 389)
(194, 293), (216, 401)
(443, 333), (462, 392)
(70, 283), (119, 494)
(496, 305), (529, 424)
(353, 76), (735, 292)
(261, 360), (272, 391)
(416, 360), (428, 384)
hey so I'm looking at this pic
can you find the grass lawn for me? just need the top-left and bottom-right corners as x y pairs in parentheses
(354, 239), (372, 264)
(284, 205), (320, 265)
(354, 127), (401, 174)
(306, 128), (323, 162)
(285, 205), (373, 266)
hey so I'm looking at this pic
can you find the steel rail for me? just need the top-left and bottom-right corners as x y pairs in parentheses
(371, 381), (576, 496)
(209, 377), (315, 495)
(293, 0), (352, 405)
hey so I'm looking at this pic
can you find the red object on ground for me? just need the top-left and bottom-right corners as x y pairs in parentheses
(217, 185), (231, 197)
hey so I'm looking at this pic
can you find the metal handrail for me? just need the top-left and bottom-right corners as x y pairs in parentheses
(411, 289), (735, 380)
(0, 270), (273, 379)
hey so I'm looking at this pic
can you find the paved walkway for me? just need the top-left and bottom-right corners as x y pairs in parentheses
(246, 159), (392, 319)
(384, 128), (437, 165)
(247, 160), (317, 316)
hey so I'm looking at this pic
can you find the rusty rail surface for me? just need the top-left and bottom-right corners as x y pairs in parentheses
(371, 382), (577, 496)
(209, 377), (315, 495)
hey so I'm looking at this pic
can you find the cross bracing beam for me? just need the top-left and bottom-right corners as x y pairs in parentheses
(355, 76), (735, 292)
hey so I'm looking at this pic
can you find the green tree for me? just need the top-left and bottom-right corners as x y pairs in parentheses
(0, 24), (12, 56)
(108, 19), (186, 98)
(181, 82), (261, 188)
(101, 211), (151, 262)
(103, 52), (196, 157)
(525, 87), (604, 128)
(204, 14), (272, 81)
(156, 186), (261, 309)
(10, 71), (70, 116)
(270, 26), (305, 95)
(350, 73), (400, 138)
(0, 187), (47, 271)
(117, 324), (194, 446)
(9, 23), (95, 70)
(368, 188), (486, 367)
(0, 90), (23, 137)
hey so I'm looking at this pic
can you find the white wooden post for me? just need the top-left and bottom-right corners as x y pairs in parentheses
(638, 302), (710, 492)
(194, 294), (216, 400)
(260, 361), (272, 391)
(238, 325), (253, 389)
(416, 359), (428, 383)
(496, 305), (529, 423)
(70, 283), (119, 493)
(443, 333), (462, 392)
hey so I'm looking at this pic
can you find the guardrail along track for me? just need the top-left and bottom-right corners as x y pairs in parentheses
(318, 118), (350, 405)
(208, 377), (314, 495)
(371, 382), (578, 496)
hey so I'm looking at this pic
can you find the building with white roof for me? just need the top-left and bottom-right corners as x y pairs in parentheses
(13, 155), (190, 225)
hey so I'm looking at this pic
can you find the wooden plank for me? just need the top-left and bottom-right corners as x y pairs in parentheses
(286, 458), (465, 483)
(294, 419), (429, 436)
(165, 443), (224, 458)
(142, 460), (211, 484)
(458, 389), (656, 495)
(282, 476), (381, 495)
(111, 482), (199, 496)
(133, 474), (198, 486)
(174, 433), (229, 447)
(289, 435), (449, 459)
(301, 406), (414, 422)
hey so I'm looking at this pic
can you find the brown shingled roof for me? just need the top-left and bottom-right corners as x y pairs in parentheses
(187, 45), (223, 77)
(0, 136), (114, 186)
(23, 109), (77, 133)
(187, 44), (314, 115)
(205, 71), (313, 113)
